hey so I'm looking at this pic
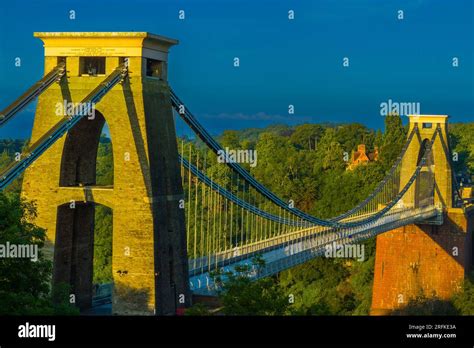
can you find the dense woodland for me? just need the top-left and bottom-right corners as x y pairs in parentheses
(0, 116), (473, 315)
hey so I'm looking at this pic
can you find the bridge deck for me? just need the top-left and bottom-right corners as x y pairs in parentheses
(189, 205), (441, 295)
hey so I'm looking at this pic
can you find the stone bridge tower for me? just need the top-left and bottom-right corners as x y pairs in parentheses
(398, 115), (453, 209)
(21, 32), (190, 315)
(371, 115), (473, 315)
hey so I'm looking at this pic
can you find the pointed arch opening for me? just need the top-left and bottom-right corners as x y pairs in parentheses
(415, 138), (435, 207)
(53, 202), (113, 313)
(59, 110), (114, 187)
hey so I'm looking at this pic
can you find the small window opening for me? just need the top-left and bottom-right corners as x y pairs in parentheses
(422, 123), (433, 129)
(80, 57), (106, 76)
(146, 58), (163, 78)
(119, 57), (129, 67)
(58, 57), (66, 66)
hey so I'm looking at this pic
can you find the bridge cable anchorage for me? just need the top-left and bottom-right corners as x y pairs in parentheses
(0, 64), (128, 190)
(0, 62), (66, 127)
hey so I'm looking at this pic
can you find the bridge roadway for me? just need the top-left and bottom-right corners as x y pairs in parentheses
(188, 204), (441, 295)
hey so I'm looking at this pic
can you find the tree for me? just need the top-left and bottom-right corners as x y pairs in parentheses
(374, 129), (383, 149)
(348, 238), (376, 315)
(0, 150), (23, 194)
(96, 135), (113, 186)
(314, 128), (346, 172)
(278, 257), (354, 315)
(0, 150), (10, 170)
(93, 205), (113, 284)
(336, 124), (374, 153)
(214, 258), (290, 315)
(0, 193), (78, 315)
(451, 273), (474, 315)
(185, 302), (211, 316)
(290, 124), (324, 150)
(251, 132), (298, 199)
(391, 295), (458, 315)
(449, 123), (474, 176)
(219, 130), (241, 149)
(380, 114), (407, 167)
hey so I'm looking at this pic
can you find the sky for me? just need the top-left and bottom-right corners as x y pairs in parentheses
(0, 0), (473, 138)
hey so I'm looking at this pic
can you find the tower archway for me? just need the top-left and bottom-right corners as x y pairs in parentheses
(415, 138), (435, 208)
(59, 110), (113, 187)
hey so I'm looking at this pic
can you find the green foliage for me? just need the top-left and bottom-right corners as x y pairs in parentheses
(0, 150), (10, 169)
(277, 253), (376, 316)
(380, 114), (407, 167)
(0, 139), (24, 155)
(449, 123), (474, 175)
(278, 258), (349, 315)
(451, 273), (474, 315)
(347, 238), (376, 315)
(0, 193), (50, 314)
(251, 132), (300, 199)
(374, 129), (383, 148)
(335, 123), (375, 153)
(96, 135), (113, 186)
(315, 128), (346, 172)
(0, 192), (78, 315)
(185, 303), (211, 316)
(236, 124), (294, 143)
(92, 135), (113, 284)
(290, 124), (324, 150)
(51, 282), (81, 315)
(0, 148), (24, 194)
(312, 163), (385, 219)
(392, 295), (458, 315)
(219, 130), (241, 149)
(214, 258), (290, 315)
(93, 205), (113, 284)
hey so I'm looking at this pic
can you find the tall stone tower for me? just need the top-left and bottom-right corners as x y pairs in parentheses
(21, 32), (190, 315)
(371, 115), (473, 315)
(398, 115), (453, 208)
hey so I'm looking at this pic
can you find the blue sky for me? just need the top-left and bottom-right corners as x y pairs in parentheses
(0, 0), (472, 138)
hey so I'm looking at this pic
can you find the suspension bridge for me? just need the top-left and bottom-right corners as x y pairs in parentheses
(0, 32), (472, 315)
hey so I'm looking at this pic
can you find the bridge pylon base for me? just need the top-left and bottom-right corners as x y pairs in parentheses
(370, 208), (473, 315)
